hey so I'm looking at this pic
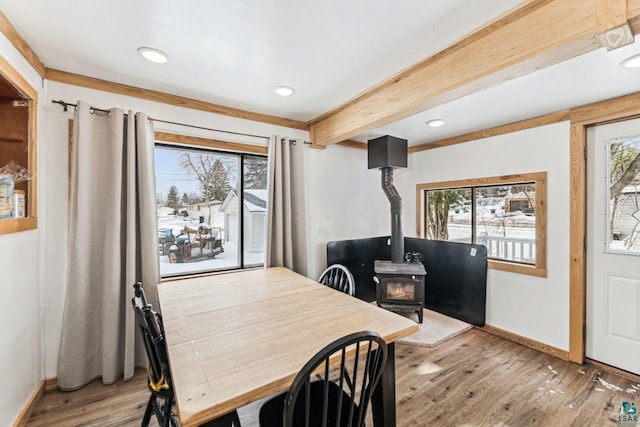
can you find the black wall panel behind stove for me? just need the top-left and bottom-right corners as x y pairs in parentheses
(327, 236), (487, 326)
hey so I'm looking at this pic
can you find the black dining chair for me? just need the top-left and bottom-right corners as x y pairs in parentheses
(318, 264), (355, 296)
(258, 331), (388, 427)
(132, 282), (242, 427)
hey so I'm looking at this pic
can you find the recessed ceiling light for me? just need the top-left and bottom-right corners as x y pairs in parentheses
(426, 119), (445, 127)
(273, 85), (295, 97)
(620, 53), (640, 69)
(137, 47), (168, 64)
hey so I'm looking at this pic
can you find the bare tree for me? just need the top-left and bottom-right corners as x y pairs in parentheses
(609, 141), (640, 249)
(610, 149), (640, 197)
(180, 153), (230, 224)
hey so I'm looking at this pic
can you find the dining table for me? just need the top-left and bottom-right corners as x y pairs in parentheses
(157, 266), (419, 427)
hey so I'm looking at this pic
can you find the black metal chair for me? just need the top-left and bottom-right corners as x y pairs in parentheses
(318, 264), (355, 296)
(258, 331), (388, 427)
(132, 282), (241, 427)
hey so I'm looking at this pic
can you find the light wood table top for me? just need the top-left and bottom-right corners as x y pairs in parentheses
(157, 266), (418, 427)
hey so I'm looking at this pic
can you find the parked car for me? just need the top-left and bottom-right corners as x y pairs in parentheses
(167, 224), (224, 263)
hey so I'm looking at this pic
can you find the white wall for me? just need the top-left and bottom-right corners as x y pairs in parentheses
(403, 121), (571, 350)
(304, 143), (393, 280)
(0, 34), (44, 426)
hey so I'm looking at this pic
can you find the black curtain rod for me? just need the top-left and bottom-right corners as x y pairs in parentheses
(51, 99), (271, 140)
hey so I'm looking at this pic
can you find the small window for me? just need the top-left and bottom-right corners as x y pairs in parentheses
(155, 144), (268, 277)
(417, 172), (546, 276)
(607, 137), (640, 254)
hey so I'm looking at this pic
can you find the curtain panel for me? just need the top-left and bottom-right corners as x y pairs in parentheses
(266, 136), (307, 276)
(57, 101), (160, 390)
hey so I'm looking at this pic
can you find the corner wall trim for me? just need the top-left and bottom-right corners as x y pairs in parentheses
(13, 379), (44, 427)
(478, 324), (570, 361)
(44, 376), (57, 392)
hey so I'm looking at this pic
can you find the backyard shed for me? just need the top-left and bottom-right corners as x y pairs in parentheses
(220, 189), (267, 253)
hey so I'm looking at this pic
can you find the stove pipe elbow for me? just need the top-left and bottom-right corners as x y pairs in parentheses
(381, 167), (404, 263)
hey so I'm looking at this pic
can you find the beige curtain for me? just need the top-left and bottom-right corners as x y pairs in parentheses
(57, 101), (160, 390)
(266, 136), (307, 276)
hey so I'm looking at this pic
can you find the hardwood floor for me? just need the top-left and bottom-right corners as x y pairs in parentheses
(27, 328), (638, 426)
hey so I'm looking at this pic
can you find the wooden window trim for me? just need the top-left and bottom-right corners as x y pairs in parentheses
(0, 52), (37, 235)
(154, 131), (268, 155)
(416, 172), (547, 277)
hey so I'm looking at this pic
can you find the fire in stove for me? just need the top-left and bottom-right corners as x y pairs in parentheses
(389, 282), (415, 300)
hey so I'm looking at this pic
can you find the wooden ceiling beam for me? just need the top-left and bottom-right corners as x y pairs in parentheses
(596, 0), (634, 50)
(309, 0), (640, 147)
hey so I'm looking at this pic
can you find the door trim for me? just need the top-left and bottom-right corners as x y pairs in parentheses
(569, 91), (640, 363)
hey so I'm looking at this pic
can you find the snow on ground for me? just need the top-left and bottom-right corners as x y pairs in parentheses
(446, 204), (536, 240)
(157, 214), (265, 277)
(159, 241), (265, 276)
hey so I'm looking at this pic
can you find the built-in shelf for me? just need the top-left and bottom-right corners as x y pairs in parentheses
(0, 217), (37, 234)
(0, 137), (24, 143)
(0, 52), (38, 235)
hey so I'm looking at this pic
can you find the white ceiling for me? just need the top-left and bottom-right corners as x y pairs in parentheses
(2, 1), (640, 146)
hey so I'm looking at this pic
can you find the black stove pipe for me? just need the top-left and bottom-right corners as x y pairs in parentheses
(381, 167), (404, 263)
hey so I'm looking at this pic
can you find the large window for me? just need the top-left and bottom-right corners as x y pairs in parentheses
(417, 172), (546, 276)
(155, 143), (268, 277)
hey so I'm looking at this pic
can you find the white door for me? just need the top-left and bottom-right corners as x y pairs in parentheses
(586, 118), (640, 374)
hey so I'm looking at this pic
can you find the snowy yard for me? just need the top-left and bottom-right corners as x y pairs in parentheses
(446, 205), (537, 262)
(157, 214), (264, 277)
(447, 203), (536, 241)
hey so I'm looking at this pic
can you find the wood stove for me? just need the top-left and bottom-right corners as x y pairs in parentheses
(368, 135), (427, 323)
(375, 260), (425, 323)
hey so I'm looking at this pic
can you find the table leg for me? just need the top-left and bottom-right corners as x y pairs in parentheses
(371, 342), (396, 427)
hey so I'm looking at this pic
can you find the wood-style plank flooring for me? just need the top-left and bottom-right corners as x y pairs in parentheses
(27, 328), (639, 426)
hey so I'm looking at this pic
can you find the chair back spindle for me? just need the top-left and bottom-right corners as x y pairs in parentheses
(259, 331), (387, 427)
(318, 265), (355, 296)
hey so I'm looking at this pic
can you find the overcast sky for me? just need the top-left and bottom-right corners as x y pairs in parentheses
(154, 146), (240, 200)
